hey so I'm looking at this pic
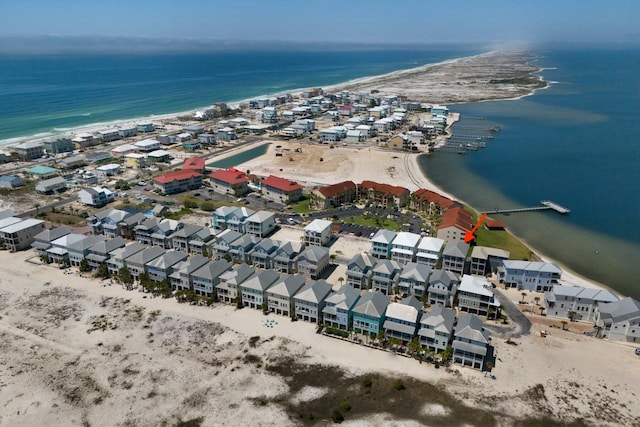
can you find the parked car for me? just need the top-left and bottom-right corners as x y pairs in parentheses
(635, 348), (640, 356)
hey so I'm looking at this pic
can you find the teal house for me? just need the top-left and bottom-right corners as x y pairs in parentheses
(352, 290), (390, 336)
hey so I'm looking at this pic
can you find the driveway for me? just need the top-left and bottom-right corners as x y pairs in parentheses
(484, 288), (532, 339)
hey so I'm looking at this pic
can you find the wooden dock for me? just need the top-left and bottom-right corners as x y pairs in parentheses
(483, 201), (571, 215)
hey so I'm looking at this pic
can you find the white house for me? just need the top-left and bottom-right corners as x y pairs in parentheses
(498, 260), (562, 292)
(544, 285), (619, 323)
(457, 275), (500, 318)
(390, 231), (421, 265)
(77, 187), (115, 207)
(416, 236), (444, 267)
(595, 297), (640, 343)
(303, 219), (333, 247)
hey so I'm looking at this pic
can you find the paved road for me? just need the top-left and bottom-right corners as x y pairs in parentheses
(484, 288), (532, 339)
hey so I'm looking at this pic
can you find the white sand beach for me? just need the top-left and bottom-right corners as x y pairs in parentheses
(1, 250), (639, 426)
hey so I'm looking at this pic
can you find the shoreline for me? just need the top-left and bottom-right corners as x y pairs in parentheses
(0, 50), (533, 148)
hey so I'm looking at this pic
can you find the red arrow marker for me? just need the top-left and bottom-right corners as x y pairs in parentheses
(464, 213), (487, 243)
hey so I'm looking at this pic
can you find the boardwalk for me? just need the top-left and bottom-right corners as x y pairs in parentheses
(483, 201), (571, 215)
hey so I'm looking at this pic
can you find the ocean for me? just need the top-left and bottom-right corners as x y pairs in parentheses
(1, 46), (638, 298)
(0, 48), (479, 144)
(421, 47), (640, 298)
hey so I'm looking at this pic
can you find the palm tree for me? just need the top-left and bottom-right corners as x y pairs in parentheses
(33, 202), (41, 215)
(561, 320), (568, 331)
(520, 292), (527, 303)
(534, 296), (540, 306)
(539, 306), (546, 316)
(338, 277), (345, 287)
(484, 360), (494, 377)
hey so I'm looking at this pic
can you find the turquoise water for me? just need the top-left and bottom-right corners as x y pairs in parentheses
(421, 47), (640, 298)
(0, 48), (479, 144)
(207, 143), (270, 169)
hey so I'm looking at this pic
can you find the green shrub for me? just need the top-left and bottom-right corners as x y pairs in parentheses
(393, 379), (405, 391)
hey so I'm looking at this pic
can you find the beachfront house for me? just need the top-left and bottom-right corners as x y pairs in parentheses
(31, 226), (71, 257)
(442, 241), (469, 276)
(594, 297), (640, 343)
(88, 208), (130, 237)
(117, 212), (146, 241)
(383, 296), (423, 345)
(170, 224), (205, 253)
(168, 255), (210, 292)
(133, 217), (161, 246)
(370, 229), (397, 259)
(352, 291), (390, 337)
(418, 305), (457, 353)
(265, 274), (306, 317)
(457, 275), (501, 318)
(85, 237), (125, 271)
(470, 247), (510, 276)
(123, 246), (166, 281)
(498, 260), (562, 292)
(44, 233), (86, 265)
(240, 269), (280, 310)
(370, 259), (402, 295)
(452, 313), (492, 370)
(303, 219), (333, 247)
(322, 284), (361, 330)
(216, 263), (256, 304)
(544, 285), (619, 323)
(191, 259), (233, 297)
(77, 187), (115, 208)
(398, 262), (432, 298)
(0, 218), (45, 253)
(345, 253), (377, 290)
(68, 235), (107, 267)
(106, 242), (146, 276)
(250, 237), (280, 269)
(294, 245), (330, 280)
(293, 279), (333, 323)
(145, 250), (188, 283)
(186, 227), (215, 256)
(436, 207), (473, 243)
(390, 232), (421, 265)
(150, 219), (183, 249)
(427, 269), (460, 307)
(415, 236), (445, 267)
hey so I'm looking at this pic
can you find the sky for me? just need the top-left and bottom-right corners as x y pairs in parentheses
(1, 0), (639, 47)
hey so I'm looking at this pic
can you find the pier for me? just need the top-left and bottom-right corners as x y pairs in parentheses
(483, 201), (571, 215)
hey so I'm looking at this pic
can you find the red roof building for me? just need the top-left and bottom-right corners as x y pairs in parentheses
(436, 207), (474, 242)
(209, 168), (249, 196)
(485, 219), (506, 230)
(412, 188), (458, 214)
(261, 175), (303, 203)
(313, 180), (357, 208)
(359, 180), (410, 208)
(153, 170), (203, 195)
(182, 156), (206, 173)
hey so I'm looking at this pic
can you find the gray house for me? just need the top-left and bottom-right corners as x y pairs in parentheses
(272, 241), (304, 273)
(295, 245), (330, 280)
(85, 236), (126, 270)
(370, 229), (397, 259)
(191, 259), (233, 297)
(134, 217), (160, 246)
(345, 253), (377, 290)
(544, 285), (619, 322)
(442, 241), (469, 276)
(216, 263), (255, 304)
(266, 274), (306, 316)
(124, 246), (166, 280)
(418, 305), (457, 353)
(170, 224), (204, 253)
(427, 269), (459, 307)
(452, 313), (492, 370)
(383, 296), (423, 345)
(240, 269), (280, 309)
(106, 242), (146, 276)
(213, 229), (243, 260)
(250, 238), (280, 269)
(31, 226), (71, 257)
(169, 254), (210, 292)
(352, 291), (390, 336)
(322, 284), (361, 330)
(398, 262), (432, 298)
(294, 279), (333, 323)
(595, 297), (640, 343)
(245, 210), (276, 238)
(370, 259), (401, 295)
(228, 234), (260, 263)
(145, 250), (188, 282)
(68, 235), (107, 267)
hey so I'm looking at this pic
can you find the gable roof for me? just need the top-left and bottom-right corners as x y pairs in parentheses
(412, 188), (458, 209)
(323, 284), (361, 311)
(551, 284), (618, 303)
(502, 260), (562, 274)
(296, 245), (330, 262)
(182, 156), (206, 171)
(400, 262), (432, 282)
(34, 226), (71, 243)
(420, 304), (456, 334)
(597, 297), (640, 323)
(145, 250), (188, 270)
(360, 180), (409, 197)
(471, 246), (510, 261)
(348, 253), (377, 270)
(294, 279), (333, 304)
(438, 207), (473, 232)
(153, 169), (201, 184)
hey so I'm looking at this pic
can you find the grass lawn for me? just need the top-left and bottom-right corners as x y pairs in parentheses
(291, 197), (313, 214)
(43, 212), (86, 226)
(343, 215), (401, 231)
